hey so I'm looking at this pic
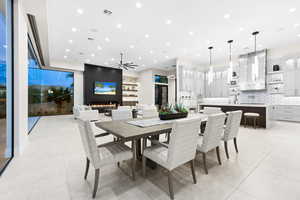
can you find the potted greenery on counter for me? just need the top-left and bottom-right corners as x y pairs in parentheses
(159, 104), (188, 120)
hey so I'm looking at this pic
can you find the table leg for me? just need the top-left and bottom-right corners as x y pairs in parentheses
(136, 139), (142, 160)
(131, 139), (137, 180)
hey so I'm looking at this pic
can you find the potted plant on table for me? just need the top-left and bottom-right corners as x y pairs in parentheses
(159, 104), (188, 120)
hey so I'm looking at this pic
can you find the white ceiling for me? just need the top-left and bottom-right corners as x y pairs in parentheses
(45, 0), (300, 71)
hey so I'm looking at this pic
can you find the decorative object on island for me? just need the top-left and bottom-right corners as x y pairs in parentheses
(112, 53), (138, 70)
(252, 31), (260, 82)
(273, 64), (280, 71)
(159, 104), (188, 120)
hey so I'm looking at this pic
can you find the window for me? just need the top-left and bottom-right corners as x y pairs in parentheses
(0, 0), (13, 173)
(28, 42), (74, 133)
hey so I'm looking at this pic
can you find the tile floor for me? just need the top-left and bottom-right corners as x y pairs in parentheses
(1, 115), (300, 200)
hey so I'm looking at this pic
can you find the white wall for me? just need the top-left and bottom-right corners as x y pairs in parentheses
(138, 70), (154, 105)
(13, 0), (28, 155)
(73, 71), (83, 105)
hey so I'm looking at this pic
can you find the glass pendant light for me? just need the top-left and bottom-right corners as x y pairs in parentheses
(208, 46), (214, 85)
(252, 31), (259, 82)
(227, 40), (233, 83)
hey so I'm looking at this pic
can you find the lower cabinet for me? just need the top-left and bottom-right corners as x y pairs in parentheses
(271, 105), (300, 122)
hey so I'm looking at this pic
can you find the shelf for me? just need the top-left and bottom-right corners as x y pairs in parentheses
(123, 83), (138, 86)
(123, 89), (138, 92)
(268, 81), (284, 85)
(268, 71), (284, 75)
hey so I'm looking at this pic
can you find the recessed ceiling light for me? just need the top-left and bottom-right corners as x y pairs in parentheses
(294, 24), (300, 28)
(116, 23), (122, 29)
(165, 19), (172, 25)
(105, 37), (110, 42)
(142, 64), (145, 67)
(289, 8), (297, 13)
(136, 2), (142, 8)
(64, 55), (67, 59)
(239, 27), (245, 31)
(77, 8), (84, 15)
(165, 55), (169, 59)
(104, 62), (108, 65)
(165, 42), (171, 46)
(71, 27), (78, 32)
(129, 45), (135, 49)
(145, 34), (149, 38)
(196, 53), (201, 57)
(224, 14), (231, 19)
(154, 59), (157, 63)
(97, 46), (102, 50)
(91, 53), (95, 57)
(111, 58), (115, 61)
(189, 31), (194, 36)
(297, 34), (300, 37)
(68, 39), (73, 44)
(138, 56), (142, 60)
(150, 50), (154, 54)
(65, 49), (70, 52)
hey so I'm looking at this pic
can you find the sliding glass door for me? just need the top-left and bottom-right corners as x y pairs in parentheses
(0, 0), (13, 173)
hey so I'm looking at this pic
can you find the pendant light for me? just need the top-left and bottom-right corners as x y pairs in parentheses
(227, 40), (234, 83)
(208, 46), (214, 85)
(252, 31), (259, 81)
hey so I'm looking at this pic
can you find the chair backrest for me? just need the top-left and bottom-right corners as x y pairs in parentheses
(111, 109), (132, 120)
(203, 107), (222, 115)
(167, 117), (201, 170)
(224, 110), (242, 141)
(201, 113), (226, 152)
(117, 106), (131, 111)
(77, 119), (101, 168)
(142, 108), (158, 118)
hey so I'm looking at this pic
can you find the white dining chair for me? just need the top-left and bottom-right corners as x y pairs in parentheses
(223, 110), (242, 159)
(142, 108), (158, 118)
(77, 119), (134, 198)
(142, 117), (201, 199)
(117, 106), (131, 111)
(203, 107), (222, 114)
(111, 109), (132, 121)
(197, 113), (226, 174)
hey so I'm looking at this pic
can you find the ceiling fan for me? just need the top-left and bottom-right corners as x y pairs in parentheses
(112, 53), (138, 70)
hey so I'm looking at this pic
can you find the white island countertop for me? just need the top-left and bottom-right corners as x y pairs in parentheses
(199, 103), (269, 108)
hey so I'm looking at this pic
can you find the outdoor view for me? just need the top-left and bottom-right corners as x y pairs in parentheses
(28, 44), (74, 132)
(0, 0), (12, 171)
(94, 81), (116, 95)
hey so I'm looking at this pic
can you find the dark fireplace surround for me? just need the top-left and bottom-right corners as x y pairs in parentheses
(84, 64), (123, 112)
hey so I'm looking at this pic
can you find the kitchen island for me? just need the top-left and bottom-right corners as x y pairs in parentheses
(199, 104), (271, 128)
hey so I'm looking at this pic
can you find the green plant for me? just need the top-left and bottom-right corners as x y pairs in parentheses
(159, 104), (188, 115)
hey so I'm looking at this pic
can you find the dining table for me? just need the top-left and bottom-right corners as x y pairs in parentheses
(95, 113), (208, 172)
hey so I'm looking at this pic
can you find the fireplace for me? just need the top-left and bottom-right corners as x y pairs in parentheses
(89, 102), (118, 113)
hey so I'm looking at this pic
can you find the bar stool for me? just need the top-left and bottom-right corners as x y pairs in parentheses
(243, 112), (260, 129)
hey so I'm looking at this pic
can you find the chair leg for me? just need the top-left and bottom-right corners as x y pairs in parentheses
(167, 170), (174, 200)
(216, 146), (222, 165)
(92, 169), (100, 198)
(234, 137), (239, 153)
(224, 141), (229, 159)
(131, 139), (137, 181)
(202, 153), (208, 174)
(84, 158), (90, 180)
(190, 160), (197, 184)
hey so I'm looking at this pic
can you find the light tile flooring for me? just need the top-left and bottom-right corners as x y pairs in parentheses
(1, 115), (300, 200)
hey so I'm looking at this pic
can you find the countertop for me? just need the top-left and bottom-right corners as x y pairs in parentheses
(199, 103), (269, 108)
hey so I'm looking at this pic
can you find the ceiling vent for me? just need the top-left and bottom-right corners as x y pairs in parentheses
(103, 9), (112, 15)
(88, 37), (95, 41)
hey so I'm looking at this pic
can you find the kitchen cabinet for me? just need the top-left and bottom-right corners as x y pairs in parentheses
(271, 105), (300, 122)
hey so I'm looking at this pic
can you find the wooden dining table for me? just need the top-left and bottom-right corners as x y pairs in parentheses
(95, 114), (208, 172)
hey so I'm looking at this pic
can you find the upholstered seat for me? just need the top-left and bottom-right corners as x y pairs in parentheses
(244, 112), (260, 117)
(77, 119), (134, 198)
(98, 143), (133, 167)
(222, 111), (242, 159)
(197, 113), (226, 174)
(142, 117), (201, 199)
